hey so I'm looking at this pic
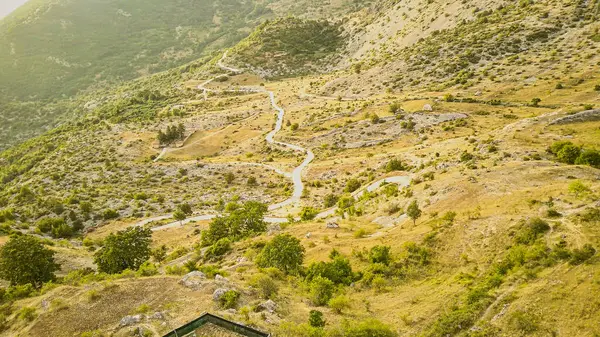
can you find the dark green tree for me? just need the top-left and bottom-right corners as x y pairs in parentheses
(94, 227), (153, 274)
(0, 235), (60, 287)
(309, 310), (326, 328)
(257, 234), (305, 274)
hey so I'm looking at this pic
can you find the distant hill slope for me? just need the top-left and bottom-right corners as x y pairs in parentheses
(0, 0), (273, 100)
(229, 17), (345, 78)
(0, 0), (28, 18)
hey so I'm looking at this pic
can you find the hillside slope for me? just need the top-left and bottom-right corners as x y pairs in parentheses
(0, 1), (599, 337)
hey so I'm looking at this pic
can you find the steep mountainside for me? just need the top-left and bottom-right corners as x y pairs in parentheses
(0, 0), (599, 337)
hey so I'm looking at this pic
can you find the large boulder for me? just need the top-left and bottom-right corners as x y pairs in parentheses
(119, 314), (143, 327)
(213, 288), (229, 301)
(179, 271), (207, 289)
(256, 300), (277, 314)
(326, 222), (340, 229)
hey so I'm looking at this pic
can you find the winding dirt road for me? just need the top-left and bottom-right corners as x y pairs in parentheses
(136, 52), (410, 231)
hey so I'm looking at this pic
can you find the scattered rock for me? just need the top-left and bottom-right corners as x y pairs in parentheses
(215, 274), (229, 283)
(148, 312), (166, 321)
(213, 288), (229, 301)
(256, 300), (277, 313)
(120, 314), (143, 327)
(267, 224), (281, 235)
(305, 232), (312, 238)
(423, 104), (433, 111)
(179, 271), (207, 289)
(326, 222), (340, 229)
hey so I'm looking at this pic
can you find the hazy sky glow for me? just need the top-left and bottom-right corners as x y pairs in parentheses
(0, 0), (29, 19)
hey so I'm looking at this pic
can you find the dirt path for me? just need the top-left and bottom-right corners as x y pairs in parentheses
(134, 52), (411, 231)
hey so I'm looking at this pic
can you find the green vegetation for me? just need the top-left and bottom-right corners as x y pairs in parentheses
(0, 0), (273, 100)
(257, 234), (305, 274)
(0, 235), (59, 287)
(549, 141), (600, 168)
(157, 123), (186, 146)
(201, 201), (267, 246)
(232, 17), (344, 78)
(94, 227), (153, 274)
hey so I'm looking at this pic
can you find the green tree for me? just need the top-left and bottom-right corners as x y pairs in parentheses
(309, 276), (335, 306)
(94, 227), (153, 274)
(556, 144), (581, 164)
(345, 179), (361, 193)
(201, 201), (267, 245)
(0, 235), (60, 287)
(575, 149), (600, 168)
(385, 159), (404, 172)
(407, 200), (422, 225)
(300, 207), (319, 221)
(531, 97), (541, 107)
(257, 234), (305, 274)
(323, 194), (339, 208)
(369, 245), (392, 265)
(308, 310), (326, 328)
(177, 203), (193, 215)
(568, 180), (590, 197)
(328, 294), (351, 314)
(173, 210), (187, 223)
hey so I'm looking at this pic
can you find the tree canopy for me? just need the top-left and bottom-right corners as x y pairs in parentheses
(257, 233), (305, 274)
(0, 235), (60, 287)
(94, 227), (153, 274)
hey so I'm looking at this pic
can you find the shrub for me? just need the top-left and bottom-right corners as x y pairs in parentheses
(343, 319), (397, 337)
(337, 196), (355, 210)
(300, 207), (319, 221)
(460, 151), (474, 162)
(305, 255), (354, 285)
(249, 274), (278, 299)
(328, 295), (350, 314)
(309, 276), (335, 306)
(568, 180), (591, 197)
(575, 149), (600, 168)
(219, 290), (240, 309)
(102, 209), (119, 220)
(555, 83), (563, 89)
(206, 238), (232, 259)
(308, 310), (326, 327)
(136, 261), (159, 277)
(369, 245), (392, 265)
(385, 159), (404, 172)
(344, 179), (361, 193)
(570, 244), (596, 265)
(595, 84), (600, 91)
(256, 234), (305, 274)
(556, 144), (581, 164)
(323, 194), (339, 208)
(18, 307), (37, 321)
(371, 275), (387, 293)
(515, 218), (550, 245)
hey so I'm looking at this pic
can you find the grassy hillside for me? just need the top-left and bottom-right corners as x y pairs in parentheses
(0, 0), (599, 336)
(0, 0), (272, 100)
(229, 17), (345, 78)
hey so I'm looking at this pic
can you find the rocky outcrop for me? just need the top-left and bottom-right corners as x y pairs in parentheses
(549, 109), (600, 125)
